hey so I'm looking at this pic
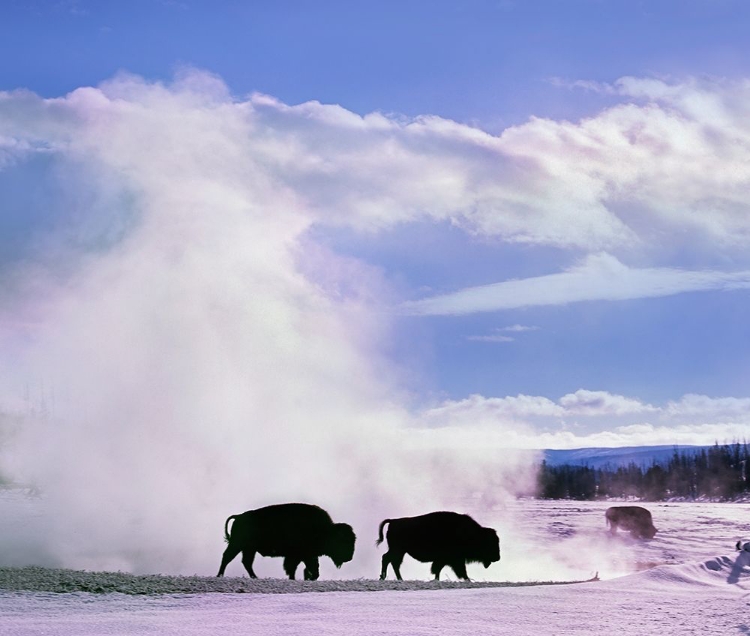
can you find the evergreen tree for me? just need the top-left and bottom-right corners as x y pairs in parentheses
(536, 442), (750, 501)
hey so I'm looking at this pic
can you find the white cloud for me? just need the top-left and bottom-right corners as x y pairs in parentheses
(5, 74), (750, 256)
(559, 389), (657, 416)
(108, 74), (750, 253)
(278, 74), (750, 252)
(417, 390), (749, 448)
(420, 390), (656, 427)
(401, 252), (750, 315)
(421, 394), (565, 427)
(665, 394), (750, 420)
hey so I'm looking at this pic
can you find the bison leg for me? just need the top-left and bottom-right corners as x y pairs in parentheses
(302, 557), (320, 581)
(217, 544), (242, 577)
(390, 552), (404, 581)
(379, 553), (390, 580)
(380, 551), (404, 581)
(450, 561), (470, 581)
(430, 561), (445, 581)
(240, 550), (258, 579)
(283, 556), (301, 580)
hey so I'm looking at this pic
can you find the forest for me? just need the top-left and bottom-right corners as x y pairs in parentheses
(537, 443), (750, 501)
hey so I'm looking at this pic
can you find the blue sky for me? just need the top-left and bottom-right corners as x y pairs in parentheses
(5, 1), (750, 121)
(3, 0), (750, 449)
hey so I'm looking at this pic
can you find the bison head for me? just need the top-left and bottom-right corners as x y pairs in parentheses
(640, 525), (658, 540)
(324, 522), (356, 568)
(477, 527), (501, 568)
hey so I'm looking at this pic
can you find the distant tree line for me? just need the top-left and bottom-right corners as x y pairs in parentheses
(537, 443), (750, 501)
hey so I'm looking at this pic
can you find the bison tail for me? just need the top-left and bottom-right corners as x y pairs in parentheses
(376, 519), (391, 547)
(224, 515), (237, 543)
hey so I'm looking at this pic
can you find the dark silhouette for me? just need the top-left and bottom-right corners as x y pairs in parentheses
(376, 511), (500, 581)
(737, 540), (750, 552)
(216, 503), (356, 580)
(605, 505), (657, 539)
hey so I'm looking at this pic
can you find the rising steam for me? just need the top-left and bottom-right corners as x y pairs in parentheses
(0, 71), (537, 577)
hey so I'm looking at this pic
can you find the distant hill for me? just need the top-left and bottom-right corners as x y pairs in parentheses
(542, 445), (710, 469)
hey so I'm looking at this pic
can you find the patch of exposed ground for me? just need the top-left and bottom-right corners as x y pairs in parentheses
(0, 567), (596, 595)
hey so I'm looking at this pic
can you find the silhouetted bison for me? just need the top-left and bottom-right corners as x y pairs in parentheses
(216, 503), (356, 580)
(377, 511), (500, 581)
(605, 505), (657, 539)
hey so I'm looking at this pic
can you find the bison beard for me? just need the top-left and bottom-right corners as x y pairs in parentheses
(376, 511), (501, 581)
(216, 503), (356, 580)
(605, 506), (658, 540)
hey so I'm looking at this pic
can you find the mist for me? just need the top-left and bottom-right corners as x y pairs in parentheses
(0, 71), (539, 578)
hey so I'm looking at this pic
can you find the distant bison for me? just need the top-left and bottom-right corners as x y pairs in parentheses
(605, 506), (657, 539)
(377, 511), (500, 581)
(216, 503), (356, 580)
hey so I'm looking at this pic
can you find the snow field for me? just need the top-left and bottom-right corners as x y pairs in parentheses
(1, 554), (748, 636)
(1, 497), (749, 634)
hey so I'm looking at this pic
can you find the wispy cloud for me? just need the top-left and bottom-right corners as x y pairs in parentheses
(501, 324), (538, 332)
(466, 334), (515, 343)
(402, 253), (750, 315)
(465, 324), (538, 343)
(547, 77), (618, 94)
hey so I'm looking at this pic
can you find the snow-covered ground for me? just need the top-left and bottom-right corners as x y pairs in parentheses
(1, 554), (749, 636)
(1, 492), (748, 634)
(493, 498), (750, 582)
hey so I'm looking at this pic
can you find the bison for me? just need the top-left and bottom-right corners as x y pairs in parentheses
(605, 505), (657, 540)
(216, 503), (356, 580)
(376, 511), (500, 581)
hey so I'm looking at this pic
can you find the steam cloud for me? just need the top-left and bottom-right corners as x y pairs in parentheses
(0, 71), (536, 578)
